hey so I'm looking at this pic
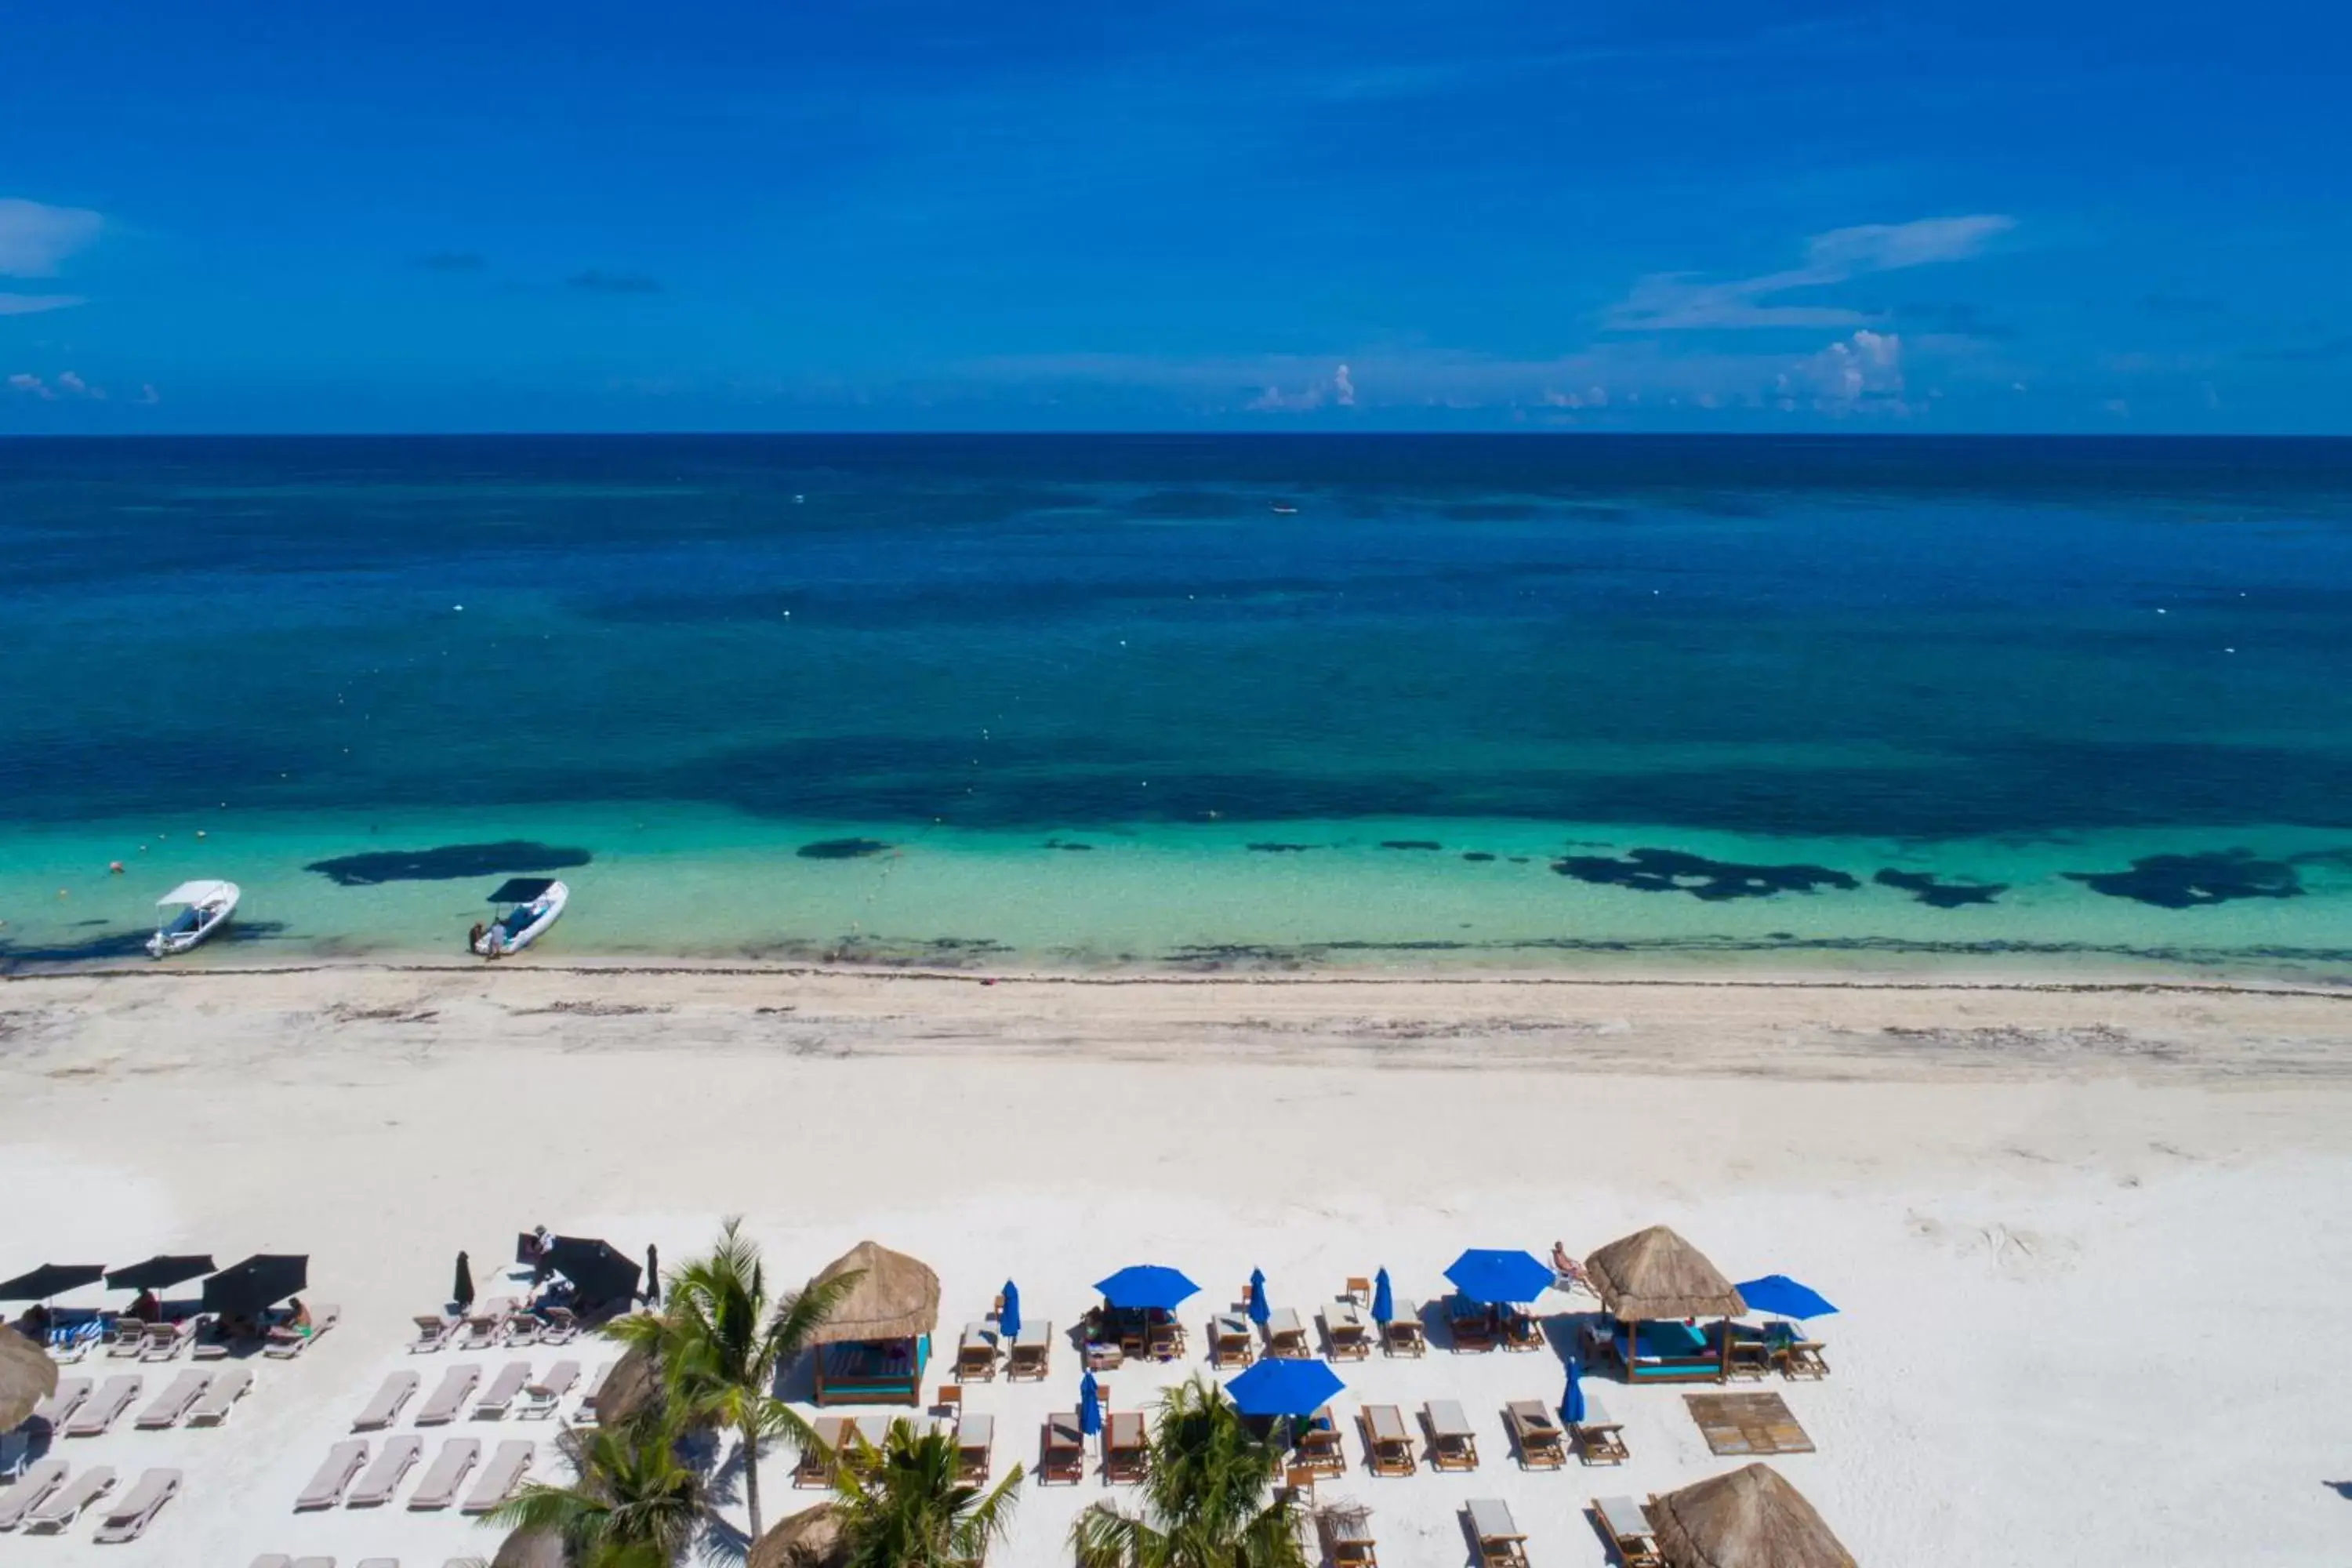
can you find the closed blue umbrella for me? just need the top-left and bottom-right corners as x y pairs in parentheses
(999, 1279), (1022, 1340)
(1247, 1268), (1270, 1326)
(1444, 1248), (1555, 1305)
(1079, 1370), (1102, 1439)
(1095, 1265), (1200, 1312)
(1370, 1268), (1394, 1325)
(1226, 1357), (1345, 1418)
(1735, 1275), (1837, 1319)
(1561, 1357), (1587, 1426)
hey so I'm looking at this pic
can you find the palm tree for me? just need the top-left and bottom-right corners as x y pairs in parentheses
(1069, 1375), (1308, 1568)
(829, 1417), (1023, 1568)
(605, 1218), (858, 1541)
(483, 1406), (706, 1568)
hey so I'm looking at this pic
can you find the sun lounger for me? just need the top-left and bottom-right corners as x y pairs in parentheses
(136, 1369), (212, 1431)
(460, 1440), (533, 1514)
(1105, 1410), (1149, 1483)
(22, 1466), (114, 1534)
(519, 1359), (578, 1419)
(267, 1303), (340, 1359)
(1146, 1319), (1183, 1361)
(793, 1416), (853, 1487)
(1210, 1312), (1254, 1367)
(350, 1436), (422, 1507)
(1599, 1495), (1665, 1567)
(93, 1466), (180, 1543)
(1447, 1296), (1497, 1353)
(415, 1364), (481, 1425)
(1359, 1404), (1414, 1477)
(290, 1559), (335, 1568)
(32, 1377), (93, 1431)
(1039, 1413), (1083, 1484)
(1381, 1300), (1424, 1358)
(187, 1365), (252, 1426)
(1504, 1400), (1566, 1469)
(1574, 1392), (1628, 1465)
(410, 1313), (457, 1352)
(354, 1372), (419, 1432)
(456, 1305), (505, 1352)
(247, 1558), (293, 1568)
(1424, 1399), (1479, 1471)
(66, 1374), (142, 1437)
(405, 1439), (479, 1511)
(955, 1412), (993, 1482)
(1322, 1298), (1370, 1360)
(1323, 1507), (1378, 1566)
(472, 1362), (531, 1420)
(358, 1559), (399, 1567)
(956, 1323), (999, 1381)
(501, 1312), (540, 1348)
(539, 1305), (579, 1345)
(1468, 1497), (1528, 1568)
(1501, 1308), (1544, 1352)
(0, 1461), (69, 1530)
(1294, 1406), (1345, 1476)
(1007, 1323), (1051, 1381)
(572, 1359), (612, 1425)
(104, 1321), (148, 1359)
(298, 1440), (370, 1510)
(1265, 1307), (1308, 1359)
(1779, 1339), (1830, 1380)
(140, 1319), (198, 1362)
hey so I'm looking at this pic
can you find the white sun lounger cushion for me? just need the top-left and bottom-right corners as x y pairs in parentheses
(1599, 1495), (1654, 1539)
(520, 1359), (579, 1417)
(350, 1435), (423, 1507)
(22, 1466), (114, 1534)
(354, 1371), (419, 1430)
(0, 1461), (70, 1530)
(459, 1439), (533, 1514)
(297, 1439), (369, 1510)
(1468, 1497), (1519, 1541)
(415, 1364), (481, 1425)
(136, 1370), (211, 1430)
(187, 1365), (252, 1425)
(473, 1362), (531, 1417)
(64, 1375), (142, 1437)
(407, 1439), (480, 1510)
(93, 1467), (180, 1543)
(31, 1377), (92, 1429)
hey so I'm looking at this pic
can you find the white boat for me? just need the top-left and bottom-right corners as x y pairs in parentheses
(473, 878), (568, 957)
(147, 880), (239, 957)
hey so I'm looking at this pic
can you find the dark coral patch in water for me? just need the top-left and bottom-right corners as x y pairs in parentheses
(797, 837), (894, 860)
(1462, 851), (1497, 862)
(2063, 850), (2302, 909)
(1379, 840), (1443, 851)
(1874, 869), (2009, 908)
(306, 840), (592, 886)
(1043, 839), (1094, 851)
(1554, 848), (1860, 901)
(1247, 842), (1315, 853)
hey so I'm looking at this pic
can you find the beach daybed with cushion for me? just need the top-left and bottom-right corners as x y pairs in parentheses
(93, 1466), (180, 1543)
(0, 1461), (68, 1530)
(1585, 1226), (1748, 1385)
(1595, 1495), (1664, 1568)
(22, 1466), (114, 1534)
(136, 1370), (211, 1430)
(1359, 1404), (1414, 1477)
(460, 1439), (534, 1514)
(1446, 1295), (1497, 1353)
(349, 1436), (421, 1508)
(354, 1371), (419, 1431)
(406, 1438), (479, 1511)
(1504, 1401), (1566, 1469)
(1040, 1413), (1083, 1484)
(1424, 1399), (1479, 1471)
(806, 1241), (938, 1406)
(66, 1374), (142, 1437)
(1468, 1497), (1529, 1568)
(186, 1366), (251, 1426)
(297, 1440), (368, 1510)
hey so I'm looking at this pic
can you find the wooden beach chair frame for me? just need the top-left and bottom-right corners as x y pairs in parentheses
(1423, 1399), (1479, 1472)
(1105, 1410), (1150, 1483)
(1039, 1414), (1084, 1485)
(1504, 1400), (1568, 1469)
(1357, 1405), (1415, 1478)
(1468, 1497), (1530, 1568)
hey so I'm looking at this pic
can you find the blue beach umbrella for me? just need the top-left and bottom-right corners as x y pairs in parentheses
(1079, 1370), (1103, 1438)
(1226, 1357), (1345, 1418)
(1561, 1358), (1587, 1426)
(1095, 1265), (1200, 1312)
(1735, 1275), (1838, 1320)
(999, 1279), (1022, 1340)
(1247, 1267), (1270, 1326)
(1370, 1268), (1394, 1325)
(1444, 1248), (1555, 1305)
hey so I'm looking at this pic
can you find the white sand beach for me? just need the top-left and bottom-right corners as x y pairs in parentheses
(4, 962), (2350, 1566)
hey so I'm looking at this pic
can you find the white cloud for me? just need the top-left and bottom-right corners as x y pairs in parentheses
(0, 293), (84, 316)
(1332, 363), (1356, 407)
(1777, 329), (1910, 416)
(1606, 214), (2013, 332)
(1543, 385), (1610, 408)
(1247, 362), (1357, 413)
(54, 370), (103, 400)
(0, 199), (103, 277)
(137, 383), (160, 405)
(7, 372), (56, 400)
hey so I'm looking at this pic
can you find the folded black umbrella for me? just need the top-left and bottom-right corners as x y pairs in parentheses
(105, 1254), (217, 1293)
(543, 1236), (640, 1304)
(0, 1263), (106, 1301)
(454, 1250), (475, 1311)
(201, 1254), (309, 1316)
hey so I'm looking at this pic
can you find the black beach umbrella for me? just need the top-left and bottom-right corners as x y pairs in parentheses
(105, 1254), (216, 1294)
(201, 1254), (310, 1316)
(543, 1236), (641, 1304)
(0, 1263), (106, 1302)
(454, 1250), (476, 1310)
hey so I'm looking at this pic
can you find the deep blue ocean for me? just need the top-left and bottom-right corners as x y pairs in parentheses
(6, 434), (2352, 973)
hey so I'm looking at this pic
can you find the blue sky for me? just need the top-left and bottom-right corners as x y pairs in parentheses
(3, 0), (2347, 433)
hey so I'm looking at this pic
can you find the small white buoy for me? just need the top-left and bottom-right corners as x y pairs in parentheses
(2224, 647), (2236, 653)
(794, 494), (805, 503)
(2156, 608), (2166, 615)
(454, 604), (464, 612)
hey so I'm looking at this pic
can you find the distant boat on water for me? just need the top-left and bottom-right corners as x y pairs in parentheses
(1269, 502), (1299, 515)
(473, 877), (568, 957)
(148, 880), (238, 957)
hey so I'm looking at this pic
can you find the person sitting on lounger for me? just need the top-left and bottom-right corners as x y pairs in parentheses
(17, 1302), (51, 1338)
(1550, 1243), (1590, 1293)
(129, 1290), (162, 1324)
(280, 1299), (314, 1337)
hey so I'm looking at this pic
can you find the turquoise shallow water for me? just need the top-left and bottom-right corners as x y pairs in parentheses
(5, 434), (2352, 978)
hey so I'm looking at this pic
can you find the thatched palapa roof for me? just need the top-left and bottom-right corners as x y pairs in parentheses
(1586, 1225), (1746, 1321)
(596, 1339), (661, 1429)
(748, 1501), (848, 1568)
(1653, 1462), (1857, 1568)
(489, 1526), (572, 1568)
(0, 1324), (60, 1432)
(803, 1240), (939, 1345)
